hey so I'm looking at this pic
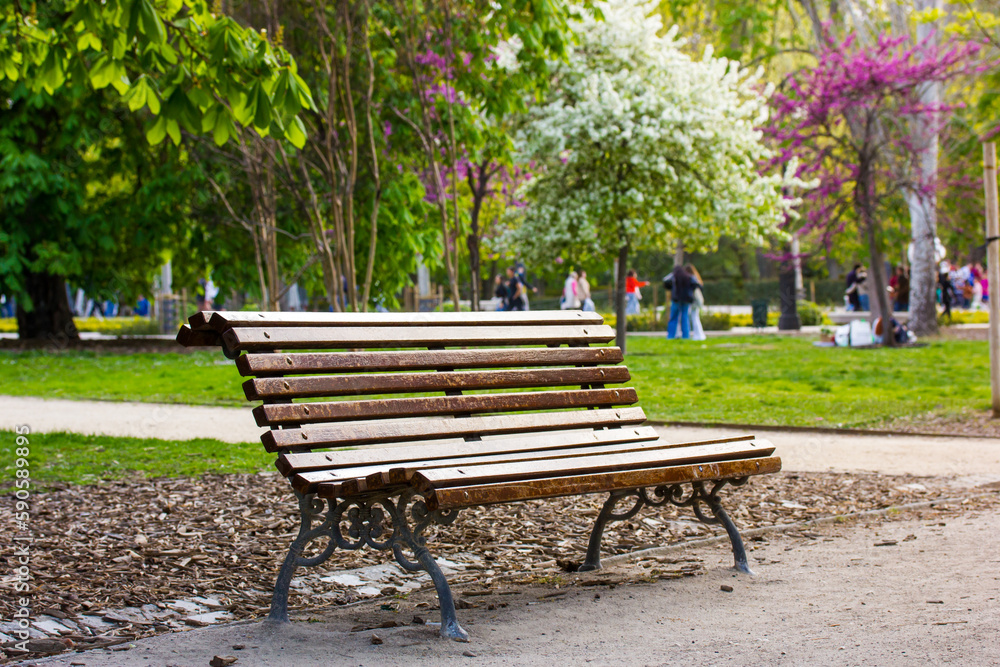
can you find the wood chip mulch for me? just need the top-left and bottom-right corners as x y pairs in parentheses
(0, 470), (995, 661)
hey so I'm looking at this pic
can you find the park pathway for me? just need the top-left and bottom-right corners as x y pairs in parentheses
(2, 395), (998, 486)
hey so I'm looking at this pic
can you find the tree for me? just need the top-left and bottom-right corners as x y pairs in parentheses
(0, 84), (196, 339)
(511, 0), (794, 353)
(765, 32), (977, 345)
(0, 0), (314, 338)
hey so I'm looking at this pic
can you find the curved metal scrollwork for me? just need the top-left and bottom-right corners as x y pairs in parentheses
(582, 476), (756, 574)
(270, 488), (468, 639)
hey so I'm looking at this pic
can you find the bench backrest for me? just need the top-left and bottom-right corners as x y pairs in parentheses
(178, 310), (646, 475)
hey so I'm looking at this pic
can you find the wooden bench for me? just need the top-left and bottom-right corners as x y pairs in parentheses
(177, 311), (781, 641)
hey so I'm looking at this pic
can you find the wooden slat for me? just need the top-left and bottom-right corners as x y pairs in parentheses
(261, 407), (647, 452)
(368, 437), (770, 493)
(205, 310), (605, 333)
(187, 311), (217, 331)
(244, 366), (631, 401)
(176, 325), (222, 348)
(236, 347), (624, 377)
(254, 388), (637, 426)
(407, 440), (776, 494)
(222, 324), (615, 351)
(424, 456), (783, 510)
(301, 436), (688, 496)
(278, 426), (664, 478)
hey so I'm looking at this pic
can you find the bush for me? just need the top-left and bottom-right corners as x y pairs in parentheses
(939, 310), (990, 325)
(730, 312), (779, 327)
(0, 316), (158, 336)
(701, 312), (732, 330)
(796, 300), (829, 326)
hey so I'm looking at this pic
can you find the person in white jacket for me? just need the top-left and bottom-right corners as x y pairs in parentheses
(561, 271), (581, 309)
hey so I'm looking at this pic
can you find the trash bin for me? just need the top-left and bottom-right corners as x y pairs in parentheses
(751, 299), (769, 328)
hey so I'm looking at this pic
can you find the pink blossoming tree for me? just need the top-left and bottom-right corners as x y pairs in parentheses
(765, 31), (978, 345)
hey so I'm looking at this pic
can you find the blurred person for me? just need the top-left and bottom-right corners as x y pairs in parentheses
(663, 265), (700, 339)
(561, 271), (581, 310)
(505, 266), (525, 311)
(578, 270), (595, 311)
(625, 269), (647, 315)
(686, 264), (707, 341)
(888, 265), (909, 312)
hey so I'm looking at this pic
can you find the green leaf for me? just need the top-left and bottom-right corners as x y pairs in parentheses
(146, 115), (167, 144)
(290, 71), (316, 111)
(2, 57), (19, 82)
(138, 0), (168, 43)
(212, 115), (230, 145)
(166, 119), (181, 145)
(76, 32), (102, 52)
(88, 55), (116, 89)
(284, 116), (306, 149)
(253, 84), (272, 129)
(123, 77), (149, 111)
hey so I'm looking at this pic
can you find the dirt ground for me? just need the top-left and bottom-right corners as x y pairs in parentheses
(28, 496), (1000, 667)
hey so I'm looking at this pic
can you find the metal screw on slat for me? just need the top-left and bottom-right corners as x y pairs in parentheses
(599, 370), (605, 377)
(283, 381), (290, 389)
(285, 356), (292, 365)
(614, 391), (619, 398)
(301, 432), (309, 440)
(303, 406), (310, 415)
(583, 329), (588, 334)
(264, 331), (271, 339)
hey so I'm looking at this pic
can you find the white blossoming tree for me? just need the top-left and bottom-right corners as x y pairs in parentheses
(510, 0), (797, 352)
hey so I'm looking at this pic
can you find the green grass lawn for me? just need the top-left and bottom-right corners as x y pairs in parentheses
(0, 335), (990, 427)
(0, 336), (990, 485)
(624, 336), (990, 428)
(0, 350), (247, 405)
(0, 430), (270, 489)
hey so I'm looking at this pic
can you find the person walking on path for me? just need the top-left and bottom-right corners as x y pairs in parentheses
(939, 260), (954, 321)
(505, 267), (525, 311)
(561, 271), (581, 310)
(492, 275), (508, 311)
(888, 265), (910, 312)
(578, 270), (594, 311)
(686, 264), (707, 341)
(663, 265), (700, 339)
(625, 269), (648, 315)
(845, 264), (865, 311)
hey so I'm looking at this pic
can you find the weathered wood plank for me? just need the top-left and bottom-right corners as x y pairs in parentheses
(176, 325), (222, 348)
(245, 366), (631, 401)
(424, 457), (783, 510)
(236, 347), (624, 377)
(254, 388), (638, 426)
(206, 310), (605, 333)
(222, 324), (615, 351)
(407, 440), (776, 493)
(262, 407), (647, 452)
(278, 426), (664, 478)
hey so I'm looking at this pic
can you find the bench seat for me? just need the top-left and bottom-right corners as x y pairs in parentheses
(178, 310), (781, 641)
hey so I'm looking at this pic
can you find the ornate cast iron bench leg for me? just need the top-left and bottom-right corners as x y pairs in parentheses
(266, 489), (469, 641)
(579, 478), (754, 575)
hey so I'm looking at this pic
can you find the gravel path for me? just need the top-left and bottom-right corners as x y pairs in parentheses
(31, 499), (1000, 666)
(3, 396), (999, 486)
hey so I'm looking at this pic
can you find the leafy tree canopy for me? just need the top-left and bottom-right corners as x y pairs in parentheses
(0, 0), (315, 148)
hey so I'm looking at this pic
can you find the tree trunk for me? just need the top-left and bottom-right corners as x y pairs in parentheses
(16, 272), (79, 342)
(905, 0), (941, 337)
(466, 230), (480, 312)
(865, 223), (895, 347)
(615, 242), (629, 355)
